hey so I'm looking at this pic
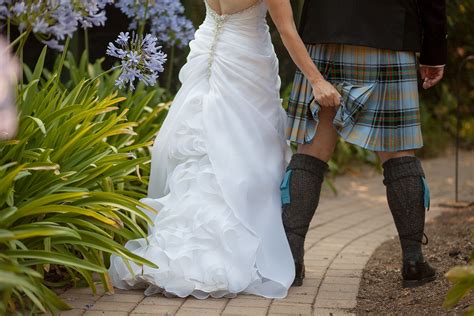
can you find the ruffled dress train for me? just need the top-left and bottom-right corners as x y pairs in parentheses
(109, 1), (295, 299)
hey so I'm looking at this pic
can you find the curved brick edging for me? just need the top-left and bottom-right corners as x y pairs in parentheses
(58, 152), (473, 316)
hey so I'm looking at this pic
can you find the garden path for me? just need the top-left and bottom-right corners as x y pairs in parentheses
(58, 150), (473, 316)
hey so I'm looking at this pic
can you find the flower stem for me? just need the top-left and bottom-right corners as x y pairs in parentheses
(50, 37), (71, 90)
(165, 45), (175, 91)
(138, 1), (149, 38)
(16, 29), (31, 107)
(91, 66), (119, 82)
(84, 28), (89, 61)
(7, 31), (29, 51)
(7, 17), (10, 43)
(56, 37), (71, 79)
(16, 29), (31, 95)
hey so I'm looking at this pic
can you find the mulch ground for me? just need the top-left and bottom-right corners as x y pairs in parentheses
(354, 205), (474, 315)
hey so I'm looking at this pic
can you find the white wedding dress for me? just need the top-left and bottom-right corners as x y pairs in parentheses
(109, 0), (295, 299)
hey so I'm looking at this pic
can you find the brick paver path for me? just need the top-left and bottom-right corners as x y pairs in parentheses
(59, 151), (473, 316)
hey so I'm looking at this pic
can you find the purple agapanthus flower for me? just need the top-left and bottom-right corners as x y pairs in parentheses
(115, 0), (195, 48)
(0, 0), (13, 19)
(0, 0), (113, 51)
(107, 32), (167, 90)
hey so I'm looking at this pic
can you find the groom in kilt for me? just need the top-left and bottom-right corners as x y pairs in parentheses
(281, 0), (447, 287)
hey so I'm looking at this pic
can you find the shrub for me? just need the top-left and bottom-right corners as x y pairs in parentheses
(0, 46), (169, 315)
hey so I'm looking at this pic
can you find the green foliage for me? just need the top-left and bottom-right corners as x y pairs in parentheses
(420, 0), (474, 152)
(417, 97), (453, 158)
(444, 230), (474, 315)
(0, 47), (169, 315)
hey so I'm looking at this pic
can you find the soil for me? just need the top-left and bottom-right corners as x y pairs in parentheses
(354, 205), (474, 315)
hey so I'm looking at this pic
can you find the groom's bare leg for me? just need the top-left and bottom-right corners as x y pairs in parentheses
(282, 107), (338, 286)
(298, 107), (338, 162)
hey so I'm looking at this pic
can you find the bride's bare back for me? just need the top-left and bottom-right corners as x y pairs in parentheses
(206, 0), (261, 15)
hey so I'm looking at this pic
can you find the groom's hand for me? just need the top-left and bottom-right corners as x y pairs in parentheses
(312, 78), (341, 107)
(420, 65), (445, 89)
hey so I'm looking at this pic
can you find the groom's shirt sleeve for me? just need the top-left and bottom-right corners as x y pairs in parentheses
(418, 0), (448, 66)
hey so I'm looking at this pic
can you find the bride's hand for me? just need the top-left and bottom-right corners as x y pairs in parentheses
(266, 0), (342, 107)
(311, 78), (341, 107)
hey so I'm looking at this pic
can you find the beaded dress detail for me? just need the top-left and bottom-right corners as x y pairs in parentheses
(109, 0), (294, 299)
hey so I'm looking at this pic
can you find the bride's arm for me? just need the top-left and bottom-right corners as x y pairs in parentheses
(266, 0), (340, 107)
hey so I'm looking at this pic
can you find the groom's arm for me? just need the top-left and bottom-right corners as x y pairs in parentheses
(418, 0), (448, 66)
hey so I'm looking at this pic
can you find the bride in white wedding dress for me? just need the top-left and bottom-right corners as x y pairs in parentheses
(109, 0), (340, 299)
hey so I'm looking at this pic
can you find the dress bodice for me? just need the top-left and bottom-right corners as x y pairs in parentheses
(200, 0), (270, 78)
(204, 0), (267, 24)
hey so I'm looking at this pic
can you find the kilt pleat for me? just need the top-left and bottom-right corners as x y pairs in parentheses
(286, 44), (423, 152)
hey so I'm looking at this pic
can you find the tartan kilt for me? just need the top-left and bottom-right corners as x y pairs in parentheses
(286, 44), (423, 152)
